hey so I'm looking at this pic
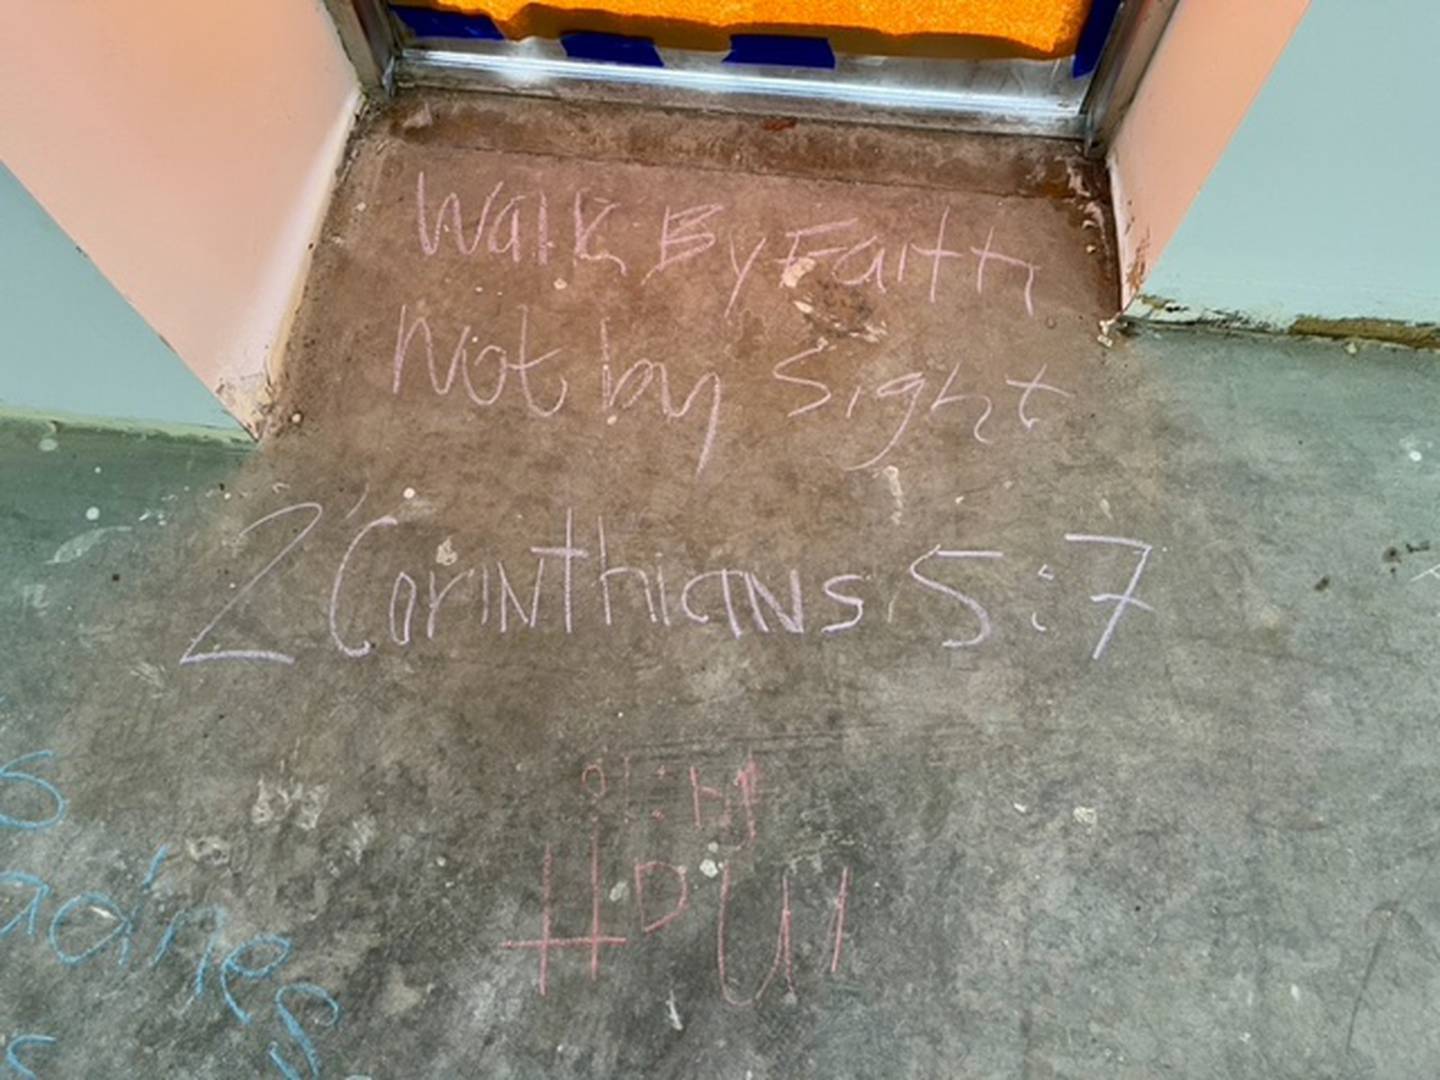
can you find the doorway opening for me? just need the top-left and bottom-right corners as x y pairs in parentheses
(328, 0), (1173, 149)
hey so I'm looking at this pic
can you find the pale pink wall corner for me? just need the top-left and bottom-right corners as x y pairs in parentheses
(0, 0), (363, 435)
(1107, 0), (1311, 309)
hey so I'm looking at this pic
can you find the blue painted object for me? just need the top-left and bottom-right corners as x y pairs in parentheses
(0, 752), (66, 832)
(220, 935), (294, 1026)
(561, 31), (664, 66)
(726, 34), (836, 69)
(0, 810), (347, 1076)
(0, 873), (50, 941)
(1073, 0), (1121, 77)
(151, 904), (229, 999)
(6, 1035), (57, 1080)
(391, 4), (504, 39)
(48, 891), (130, 966)
(268, 983), (344, 1080)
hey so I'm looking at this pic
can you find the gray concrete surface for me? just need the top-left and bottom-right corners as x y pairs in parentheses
(1, 94), (1438, 1079)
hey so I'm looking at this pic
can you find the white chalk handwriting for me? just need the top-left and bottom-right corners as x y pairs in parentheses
(178, 503), (1158, 669)
(413, 171), (1041, 318)
(388, 306), (1074, 478)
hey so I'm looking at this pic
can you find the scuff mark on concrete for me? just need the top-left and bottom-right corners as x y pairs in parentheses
(252, 778), (330, 830)
(18, 583), (49, 612)
(882, 465), (904, 526)
(347, 814), (378, 863)
(780, 255), (817, 289)
(130, 660), (166, 691)
(186, 835), (232, 867)
(48, 526), (132, 565)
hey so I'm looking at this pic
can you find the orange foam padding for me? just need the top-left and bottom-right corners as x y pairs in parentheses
(424, 0), (1090, 59)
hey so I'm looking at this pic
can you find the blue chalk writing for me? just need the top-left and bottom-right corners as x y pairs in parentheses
(151, 904), (229, 999)
(0, 752), (66, 832)
(5, 1034), (56, 1079)
(118, 845), (169, 967)
(0, 772), (346, 1078)
(0, 872), (50, 941)
(45, 845), (168, 968)
(221, 935), (294, 1026)
(267, 982), (342, 1079)
(268, 1049), (305, 1080)
(47, 891), (129, 967)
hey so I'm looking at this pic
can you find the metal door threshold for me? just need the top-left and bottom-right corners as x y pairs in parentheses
(329, 0), (1176, 151)
(398, 40), (1088, 139)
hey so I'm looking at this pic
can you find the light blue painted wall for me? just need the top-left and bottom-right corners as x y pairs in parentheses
(0, 164), (244, 434)
(1142, 0), (1440, 327)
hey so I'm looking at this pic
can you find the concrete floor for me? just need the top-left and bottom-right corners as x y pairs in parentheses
(1, 94), (1438, 1079)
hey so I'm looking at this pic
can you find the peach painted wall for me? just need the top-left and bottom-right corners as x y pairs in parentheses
(1107, 0), (1310, 306)
(0, 0), (362, 433)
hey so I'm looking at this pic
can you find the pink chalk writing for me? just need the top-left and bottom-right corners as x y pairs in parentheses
(1004, 364), (1073, 431)
(972, 226), (1040, 317)
(598, 321), (722, 477)
(644, 203), (724, 284)
(634, 861), (689, 935)
(411, 171), (1044, 316)
(573, 190), (628, 276)
(392, 304), (567, 417)
(498, 754), (850, 1005)
(716, 865), (795, 1007)
(384, 291), (1072, 482)
(826, 865), (852, 975)
(1063, 535), (1157, 660)
(689, 755), (761, 848)
(180, 502), (323, 667)
(910, 206), (962, 305)
(769, 348), (1067, 467)
(500, 825), (629, 996)
(725, 235), (768, 318)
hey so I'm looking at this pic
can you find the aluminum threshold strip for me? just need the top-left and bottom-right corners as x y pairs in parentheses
(399, 47), (1086, 138)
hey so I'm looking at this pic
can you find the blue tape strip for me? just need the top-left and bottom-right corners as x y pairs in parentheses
(561, 31), (664, 67)
(391, 4), (504, 40)
(1073, 0), (1122, 78)
(725, 34), (836, 70)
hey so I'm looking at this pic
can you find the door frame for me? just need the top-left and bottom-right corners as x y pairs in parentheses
(324, 0), (1174, 151)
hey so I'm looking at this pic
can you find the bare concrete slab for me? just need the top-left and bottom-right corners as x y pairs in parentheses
(1, 94), (1438, 1078)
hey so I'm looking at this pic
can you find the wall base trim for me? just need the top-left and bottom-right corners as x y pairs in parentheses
(0, 404), (257, 446)
(1126, 295), (1440, 352)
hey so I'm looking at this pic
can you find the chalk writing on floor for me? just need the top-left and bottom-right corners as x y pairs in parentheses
(387, 304), (1073, 478)
(178, 501), (1159, 670)
(500, 754), (852, 1006)
(412, 171), (1041, 320)
(0, 752), (351, 1079)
